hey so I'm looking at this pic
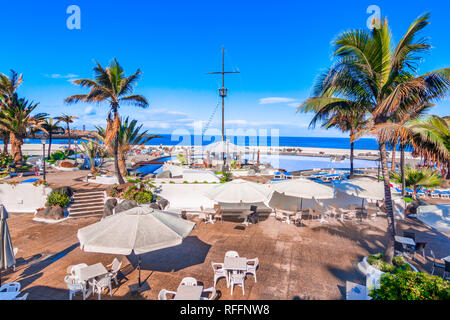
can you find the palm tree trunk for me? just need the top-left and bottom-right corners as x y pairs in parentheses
(400, 145), (406, 197)
(349, 139), (355, 179)
(47, 132), (53, 158)
(10, 132), (23, 165)
(391, 143), (397, 173)
(67, 123), (71, 151)
(447, 162), (450, 180)
(118, 149), (128, 178)
(114, 135), (125, 185)
(2, 134), (8, 154)
(379, 141), (396, 264)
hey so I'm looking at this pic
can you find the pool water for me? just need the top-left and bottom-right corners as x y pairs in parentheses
(133, 156), (175, 175)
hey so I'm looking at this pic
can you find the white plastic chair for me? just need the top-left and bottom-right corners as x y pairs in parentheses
(70, 263), (88, 280)
(198, 206), (208, 223)
(158, 289), (176, 300)
(201, 287), (217, 300)
(180, 277), (197, 286)
(12, 248), (18, 271)
(246, 258), (259, 283)
(225, 251), (239, 258)
(211, 262), (228, 287)
(107, 257), (123, 285)
(229, 271), (245, 296)
(15, 292), (29, 300)
(91, 274), (113, 300)
(64, 275), (87, 300)
(0, 282), (21, 293)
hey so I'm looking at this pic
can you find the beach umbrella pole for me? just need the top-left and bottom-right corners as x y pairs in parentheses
(138, 255), (141, 288)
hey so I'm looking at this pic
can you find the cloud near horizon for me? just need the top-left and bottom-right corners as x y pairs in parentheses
(43, 73), (79, 79)
(259, 97), (297, 104)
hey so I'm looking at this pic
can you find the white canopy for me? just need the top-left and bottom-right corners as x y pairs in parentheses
(204, 179), (271, 203)
(268, 179), (335, 200)
(203, 141), (246, 154)
(333, 178), (402, 201)
(416, 205), (450, 233)
(77, 207), (195, 255)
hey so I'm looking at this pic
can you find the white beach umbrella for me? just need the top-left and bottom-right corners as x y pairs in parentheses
(333, 178), (402, 201)
(78, 206), (195, 287)
(267, 178), (335, 210)
(416, 205), (450, 233)
(204, 179), (271, 203)
(268, 179), (335, 200)
(204, 141), (246, 154)
(0, 205), (15, 287)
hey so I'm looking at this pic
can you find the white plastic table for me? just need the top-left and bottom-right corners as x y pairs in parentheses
(78, 263), (108, 282)
(174, 285), (203, 300)
(224, 257), (247, 272)
(395, 236), (415, 246)
(0, 291), (19, 300)
(346, 281), (367, 300)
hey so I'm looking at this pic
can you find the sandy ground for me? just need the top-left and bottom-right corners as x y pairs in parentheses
(2, 209), (449, 300)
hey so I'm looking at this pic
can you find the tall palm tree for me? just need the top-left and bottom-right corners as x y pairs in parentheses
(299, 99), (368, 178)
(0, 70), (23, 154)
(65, 59), (149, 184)
(42, 118), (64, 158)
(96, 117), (160, 177)
(56, 114), (79, 151)
(300, 14), (450, 262)
(0, 94), (47, 164)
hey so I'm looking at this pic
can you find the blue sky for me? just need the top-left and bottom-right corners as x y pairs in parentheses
(1, 0), (449, 137)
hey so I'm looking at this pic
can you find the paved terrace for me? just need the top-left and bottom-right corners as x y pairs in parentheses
(3, 210), (449, 300)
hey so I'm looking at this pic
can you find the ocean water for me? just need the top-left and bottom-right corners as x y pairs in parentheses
(20, 135), (406, 151)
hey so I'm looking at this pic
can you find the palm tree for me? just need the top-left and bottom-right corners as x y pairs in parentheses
(366, 100), (433, 196)
(300, 14), (450, 262)
(0, 70), (23, 102)
(409, 116), (450, 178)
(0, 70), (23, 154)
(42, 118), (64, 158)
(56, 114), (79, 151)
(78, 139), (102, 173)
(299, 99), (368, 178)
(96, 117), (160, 177)
(65, 59), (149, 184)
(0, 94), (47, 164)
(391, 166), (442, 199)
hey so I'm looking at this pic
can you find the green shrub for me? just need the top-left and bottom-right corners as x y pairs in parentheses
(194, 181), (198, 184)
(203, 181), (208, 184)
(169, 181), (175, 184)
(107, 184), (119, 198)
(47, 191), (71, 208)
(183, 181), (189, 184)
(50, 150), (67, 162)
(367, 253), (413, 273)
(0, 153), (13, 169)
(370, 271), (450, 300)
(133, 190), (154, 204)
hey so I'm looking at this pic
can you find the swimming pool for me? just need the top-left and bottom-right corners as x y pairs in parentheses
(253, 155), (378, 172)
(132, 154), (377, 175)
(132, 156), (175, 175)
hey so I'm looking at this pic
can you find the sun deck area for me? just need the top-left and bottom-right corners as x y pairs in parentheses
(4, 209), (449, 300)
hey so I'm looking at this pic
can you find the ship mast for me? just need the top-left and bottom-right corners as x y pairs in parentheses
(206, 47), (240, 142)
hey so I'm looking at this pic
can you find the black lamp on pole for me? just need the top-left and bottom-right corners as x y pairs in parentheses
(40, 137), (46, 181)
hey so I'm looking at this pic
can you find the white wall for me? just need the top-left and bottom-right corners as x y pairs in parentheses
(0, 184), (52, 213)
